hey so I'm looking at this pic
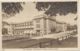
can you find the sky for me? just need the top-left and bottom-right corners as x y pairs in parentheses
(55, 13), (77, 25)
(3, 2), (45, 23)
(3, 2), (77, 25)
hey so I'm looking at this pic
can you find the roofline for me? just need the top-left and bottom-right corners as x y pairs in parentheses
(33, 16), (66, 24)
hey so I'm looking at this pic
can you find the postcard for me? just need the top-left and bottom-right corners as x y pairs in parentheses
(1, 0), (80, 51)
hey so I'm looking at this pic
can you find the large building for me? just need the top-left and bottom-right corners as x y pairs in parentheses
(2, 14), (67, 37)
(33, 14), (67, 35)
(8, 14), (67, 37)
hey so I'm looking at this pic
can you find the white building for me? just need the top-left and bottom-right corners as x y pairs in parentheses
(33, 14), (67, 36)
(2, 14), (67, 37)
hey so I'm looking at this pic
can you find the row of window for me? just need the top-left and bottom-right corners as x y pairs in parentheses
(13, 22), (33, 27)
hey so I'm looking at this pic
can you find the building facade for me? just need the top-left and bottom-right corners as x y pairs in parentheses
(2, 14), (67, 37)
(11, 21), (34, 35)
(10, 14), (67, 36)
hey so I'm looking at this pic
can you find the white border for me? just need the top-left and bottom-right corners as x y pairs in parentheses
(1, 0), (80, 51)
(0, 0), (77, 2)
(0, 1), (2, 51)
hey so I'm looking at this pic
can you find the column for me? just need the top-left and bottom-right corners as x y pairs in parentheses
(46, 19), (50, 34)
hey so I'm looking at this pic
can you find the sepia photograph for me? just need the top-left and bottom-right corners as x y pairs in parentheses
(2, 2), (77, 48)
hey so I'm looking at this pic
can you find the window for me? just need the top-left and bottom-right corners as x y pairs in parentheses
(27, 22), (29, 26)
(36, 24), (40, 28)
(36, 19), (40, 23)
(30, 22), (33, 25)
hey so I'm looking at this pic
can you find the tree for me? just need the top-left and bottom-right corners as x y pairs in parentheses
(36, 2), (77, 16)
(2, 2), (25, 18)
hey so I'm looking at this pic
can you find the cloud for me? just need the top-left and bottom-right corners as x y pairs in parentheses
(56, 13), (77, 25)
(3, 2), (45, 23)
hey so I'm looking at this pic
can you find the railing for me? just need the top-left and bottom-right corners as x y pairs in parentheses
(2, 33), (41, 41)
(2, 35), (30, 41)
